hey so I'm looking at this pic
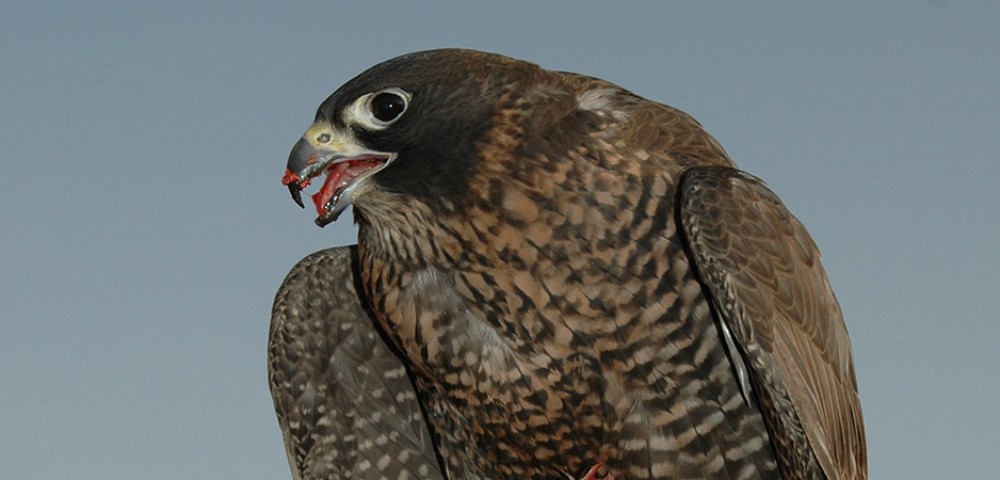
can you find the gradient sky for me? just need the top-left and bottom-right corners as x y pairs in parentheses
(2, 2), (998, 479)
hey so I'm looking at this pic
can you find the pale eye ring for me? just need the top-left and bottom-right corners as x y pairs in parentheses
(345, 88), (411, 131)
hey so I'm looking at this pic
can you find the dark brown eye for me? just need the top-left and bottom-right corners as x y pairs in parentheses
(370, 92), (406, 122)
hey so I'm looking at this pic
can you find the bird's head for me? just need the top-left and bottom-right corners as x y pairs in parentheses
(283, 49), (545, 227)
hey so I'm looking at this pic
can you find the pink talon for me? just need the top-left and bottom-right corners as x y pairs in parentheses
(579, 461), (614, 480)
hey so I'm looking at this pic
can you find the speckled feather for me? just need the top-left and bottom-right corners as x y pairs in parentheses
(678, 168), (866, 479)
(272, 49), (866, 480)
(269, 246), (444, 479)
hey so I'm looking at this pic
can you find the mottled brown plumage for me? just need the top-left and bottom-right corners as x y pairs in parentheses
(269, 246), (443, 479)
(271, 49), (866, 480)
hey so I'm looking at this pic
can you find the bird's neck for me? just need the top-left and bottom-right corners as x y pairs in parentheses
(353, 191), (468, 271)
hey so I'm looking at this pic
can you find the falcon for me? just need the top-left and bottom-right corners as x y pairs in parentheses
(269, 49), (866, 480)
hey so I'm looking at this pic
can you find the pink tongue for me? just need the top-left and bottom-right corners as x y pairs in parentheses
(309, 159), (384, 216)
(311, 162), (350, 216)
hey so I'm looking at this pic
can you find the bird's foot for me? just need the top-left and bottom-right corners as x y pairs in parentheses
(579, 461), (614, 480)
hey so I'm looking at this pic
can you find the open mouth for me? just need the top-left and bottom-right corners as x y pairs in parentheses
(283, 155), (389, 226)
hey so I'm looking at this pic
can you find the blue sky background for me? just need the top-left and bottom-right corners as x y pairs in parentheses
(2, 2), (997, 478)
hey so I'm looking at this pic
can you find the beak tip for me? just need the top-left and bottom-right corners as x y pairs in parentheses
(288, 184), (305, 208)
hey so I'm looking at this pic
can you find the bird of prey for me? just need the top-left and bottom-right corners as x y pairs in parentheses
(270, 49), (866, 480)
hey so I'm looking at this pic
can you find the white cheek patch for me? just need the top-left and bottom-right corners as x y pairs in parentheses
(342, 93), (374, 129)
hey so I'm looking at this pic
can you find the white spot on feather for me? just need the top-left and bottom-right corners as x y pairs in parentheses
(576, 88), (630, 122)
(576, 88), (617, 111)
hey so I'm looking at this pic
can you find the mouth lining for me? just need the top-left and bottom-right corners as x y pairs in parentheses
(284, 155), (389, 225)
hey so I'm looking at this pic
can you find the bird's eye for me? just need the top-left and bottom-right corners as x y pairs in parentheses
(345, 88), (411, 131)
(370, 91), (406, 123)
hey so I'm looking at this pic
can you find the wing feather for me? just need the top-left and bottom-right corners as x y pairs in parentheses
(678, 167), (866, 479)
(268, 246), (445, 479)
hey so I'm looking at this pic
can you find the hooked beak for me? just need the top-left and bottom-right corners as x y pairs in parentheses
(283, 137), (321, 209)
(282, 125), (392, 227)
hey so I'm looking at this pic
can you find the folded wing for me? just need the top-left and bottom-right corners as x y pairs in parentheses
(269, 246), (444, 480)
(679, 167), (867, 480)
